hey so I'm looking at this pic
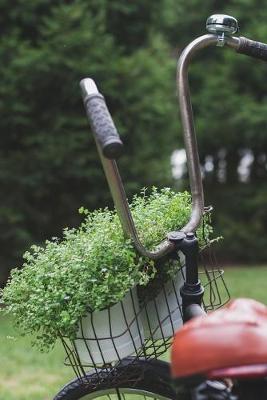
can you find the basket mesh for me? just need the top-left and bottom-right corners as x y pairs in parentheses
(61, 243), (230, 386)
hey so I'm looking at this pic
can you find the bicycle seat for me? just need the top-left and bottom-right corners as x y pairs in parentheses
(171, 298), (267, 379)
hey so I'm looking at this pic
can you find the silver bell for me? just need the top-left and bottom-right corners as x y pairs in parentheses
(206, 14), (239, 36)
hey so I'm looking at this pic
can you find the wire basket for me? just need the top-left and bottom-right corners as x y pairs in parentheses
(61, 244), (230, 386)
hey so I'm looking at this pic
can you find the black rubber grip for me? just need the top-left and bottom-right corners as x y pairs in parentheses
(237, 36), (267, 61)
(83, 93), (123, 159)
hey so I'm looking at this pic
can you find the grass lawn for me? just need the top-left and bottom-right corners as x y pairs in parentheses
(0, 265), (266, 400)
(0, 318), (73, 400)
(226, 266), (267, 304)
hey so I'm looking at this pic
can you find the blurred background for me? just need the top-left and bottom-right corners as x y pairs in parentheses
(1, 0), (267, 288)
(0, 1), (267, 398)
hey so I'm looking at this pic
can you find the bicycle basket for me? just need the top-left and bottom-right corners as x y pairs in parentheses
(60, 243), (230, 386)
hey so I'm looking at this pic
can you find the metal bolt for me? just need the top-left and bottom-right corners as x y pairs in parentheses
(167, 231), (186, 242)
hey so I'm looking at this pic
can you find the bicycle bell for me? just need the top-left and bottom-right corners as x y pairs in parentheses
(206, 14), (238, 46)
(206, 14), (239, 36)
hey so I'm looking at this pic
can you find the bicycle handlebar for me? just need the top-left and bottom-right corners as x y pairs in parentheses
(80, 15), (267, 261)
(80, 79), (123, 159)
(237, 36), (267, 61)
(80, 79), (176, 260)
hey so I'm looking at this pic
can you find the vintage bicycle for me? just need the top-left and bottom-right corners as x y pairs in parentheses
(54, 14), (267, 400)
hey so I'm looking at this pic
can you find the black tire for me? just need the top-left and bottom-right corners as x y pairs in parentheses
(54, 358), (187, 400)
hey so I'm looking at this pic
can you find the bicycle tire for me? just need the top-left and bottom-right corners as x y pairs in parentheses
(54, 358), (187, 400)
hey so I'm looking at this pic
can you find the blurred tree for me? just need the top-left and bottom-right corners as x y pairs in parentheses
(0, 0), (178, 284)
(0, 0), (267, 285)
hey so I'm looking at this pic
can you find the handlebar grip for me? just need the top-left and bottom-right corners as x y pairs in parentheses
(80, 78), (123, 159)
(237, 36), (267, 61)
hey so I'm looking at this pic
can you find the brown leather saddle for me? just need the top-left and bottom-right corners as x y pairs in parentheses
(171, 298), (267, 380)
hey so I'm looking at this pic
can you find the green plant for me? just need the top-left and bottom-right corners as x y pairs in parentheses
(1, 187), (213, 351)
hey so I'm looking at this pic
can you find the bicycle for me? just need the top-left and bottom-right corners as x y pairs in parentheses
(54, 14), (267, 400)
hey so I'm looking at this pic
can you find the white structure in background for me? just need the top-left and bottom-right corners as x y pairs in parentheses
(171, 149), (187, 180)
(237, 149), (254, 183)
(171, 148), (256, 183)
(204, 155), (214, 173)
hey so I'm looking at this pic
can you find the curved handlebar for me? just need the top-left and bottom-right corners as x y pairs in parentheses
(177, 31), (267, 233)
(176, 34), (239, 232)
(80, 78), (176, 260)
(81, 17), (267, 261)
(176, 35), (216, 233)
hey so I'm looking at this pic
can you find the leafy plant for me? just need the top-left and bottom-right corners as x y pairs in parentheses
(1, 187), (213, 351)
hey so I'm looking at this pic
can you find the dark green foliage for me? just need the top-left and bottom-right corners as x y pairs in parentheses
(0, 0), (266, 284)
(0, 0), (178, 283)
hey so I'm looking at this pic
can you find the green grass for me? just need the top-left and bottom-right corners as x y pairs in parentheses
(0, 266), (267, 399)
(225, 265), (267, 304)
(0, 318), (73, 400)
